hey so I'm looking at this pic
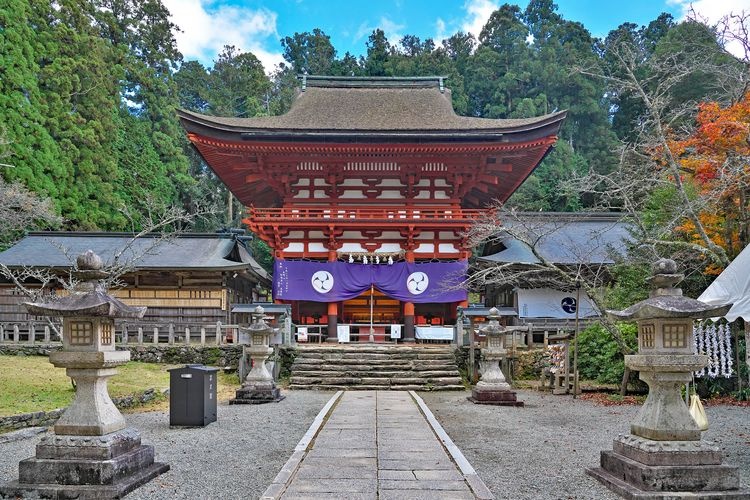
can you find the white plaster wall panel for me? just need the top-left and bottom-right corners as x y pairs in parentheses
(339, 242), (367, 252)
(341, 179), (366, 186)
(434, 179), (448, 186)
(342, 231), (363, 239)
(340, 190), (367, 199)
(292, 190), (311, 198)
(308, 231), (325, 239)
(415, 179), (431, 186)
(313, 190), (327, 198)
(375, 243), (402, 253)
(313, 178), (328, 186)
(308, 242), (328, 252)
(378, 179), (404, 187)
(293, 179), (310, 186)
(378, 190), (403, 199)
(414, 243), (435, 253)
(415, 191), (431, 199)
(438, 243), (460, 253)
(434, 191), (449, 199)
(288, 231), (305, 239)
(439, 231), (459, 239)
(283, 242), (305, 252)
(380, 232), (401, 239)
(415, 232), (435, 240)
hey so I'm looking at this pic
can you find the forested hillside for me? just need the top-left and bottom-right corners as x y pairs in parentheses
(1, 0), (748, 275)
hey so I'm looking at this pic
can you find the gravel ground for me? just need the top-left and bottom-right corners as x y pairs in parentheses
(420, 389), (750, 500)
(0, 390), (334, 500)
(1, 389), (748, 500)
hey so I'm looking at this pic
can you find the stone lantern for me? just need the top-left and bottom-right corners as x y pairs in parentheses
(230, 305), (284, 404)
(0, 250), (168, 499)
(468, 307), (524, 406)
(587, 259), (749, 498)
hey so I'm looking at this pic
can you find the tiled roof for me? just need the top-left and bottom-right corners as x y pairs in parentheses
(0, 232), (270, 282)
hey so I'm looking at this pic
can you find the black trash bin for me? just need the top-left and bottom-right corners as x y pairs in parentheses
(168, 364), (219, 427)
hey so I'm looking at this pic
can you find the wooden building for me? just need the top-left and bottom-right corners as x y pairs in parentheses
(179, 76), (566, 342)
(478, 211), (631, 340)
(0, 232), (271, 336)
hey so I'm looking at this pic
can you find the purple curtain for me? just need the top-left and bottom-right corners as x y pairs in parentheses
(273, 260), (467, 304)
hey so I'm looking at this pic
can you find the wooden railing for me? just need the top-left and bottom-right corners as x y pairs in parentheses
(0, 321), (243, 347)
(248, 206), (484, 222)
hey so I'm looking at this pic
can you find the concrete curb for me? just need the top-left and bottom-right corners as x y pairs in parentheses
(410, 390), (494, 500)
(260, 390), (343, 499)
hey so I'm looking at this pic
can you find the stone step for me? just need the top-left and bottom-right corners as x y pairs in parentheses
(292, 362), (456, 372)
(296, 347), (455, 354)
(292, 358), (414, 366)
(294, 352), (455, 361)
(290, 369), (461, 378)
(289, 375), (463, 386)
(288, 384), (466, 391)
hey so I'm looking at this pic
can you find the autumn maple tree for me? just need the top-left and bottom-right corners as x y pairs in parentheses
(671, 93), (750, 271)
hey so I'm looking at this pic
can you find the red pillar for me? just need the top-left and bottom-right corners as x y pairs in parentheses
(403, 249), (416, 342)
(326, 249), (339, 342)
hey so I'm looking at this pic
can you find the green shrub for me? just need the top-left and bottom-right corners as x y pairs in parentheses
(577, 322), (638, 384)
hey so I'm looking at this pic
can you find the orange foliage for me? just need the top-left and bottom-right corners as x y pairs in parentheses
(668, 92), (750, 265)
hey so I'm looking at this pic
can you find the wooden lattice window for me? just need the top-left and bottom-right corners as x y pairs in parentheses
(101, 322), (113, 345)
(640, 324), (655, 349)
(663, 324), (687, 348)
(70, 321), (93, 346)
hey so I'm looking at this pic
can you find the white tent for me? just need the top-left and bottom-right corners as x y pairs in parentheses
(698, 244), (750, 322)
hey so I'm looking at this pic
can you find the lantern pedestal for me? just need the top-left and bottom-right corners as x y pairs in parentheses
(468, 352), (523, 406)
(0, 428), (170, 499)
(586, 259), (749, 499)
(587, 435), (743, 499)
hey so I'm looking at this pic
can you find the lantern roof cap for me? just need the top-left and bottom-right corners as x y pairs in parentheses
(23, 251), (146, 319)
(606, 259), (731, 321)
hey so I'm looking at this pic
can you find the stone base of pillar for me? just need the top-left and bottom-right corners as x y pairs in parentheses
(0, 428), (168, 499)
(468, 386), (524, 406)
(586, 434), (749, 499)
(230, 385), (284, 405)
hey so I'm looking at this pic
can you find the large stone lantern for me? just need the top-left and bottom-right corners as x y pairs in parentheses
(230, 305), (284, 404)
(0, 250), (168, 499)
(468, 307), (524, 406)
(587, 259), (749, 498)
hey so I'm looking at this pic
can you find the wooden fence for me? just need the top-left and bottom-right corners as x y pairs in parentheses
(0, 321), (242, 346)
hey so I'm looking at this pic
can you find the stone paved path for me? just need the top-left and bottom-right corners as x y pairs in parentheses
(263, 390), (492, 499)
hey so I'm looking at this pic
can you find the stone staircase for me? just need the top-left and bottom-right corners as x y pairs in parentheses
(288, 345), (465, 391)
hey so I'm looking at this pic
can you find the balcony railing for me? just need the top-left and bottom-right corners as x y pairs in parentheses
(248, 206), (484, 222)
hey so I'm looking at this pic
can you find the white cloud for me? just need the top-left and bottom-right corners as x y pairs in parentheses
(435, 18), (448, 43)
(353, 16), (406, 46)
(669, 0), (750, 59)
(461, 0), (501, 38)
(379, 16), (406, 45)
(164, 0), (284, 73)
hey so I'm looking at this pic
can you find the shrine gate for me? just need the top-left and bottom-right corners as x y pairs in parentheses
(179, 76), (565, 343)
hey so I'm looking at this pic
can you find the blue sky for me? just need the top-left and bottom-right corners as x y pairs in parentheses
(163, 0), (750, 72)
